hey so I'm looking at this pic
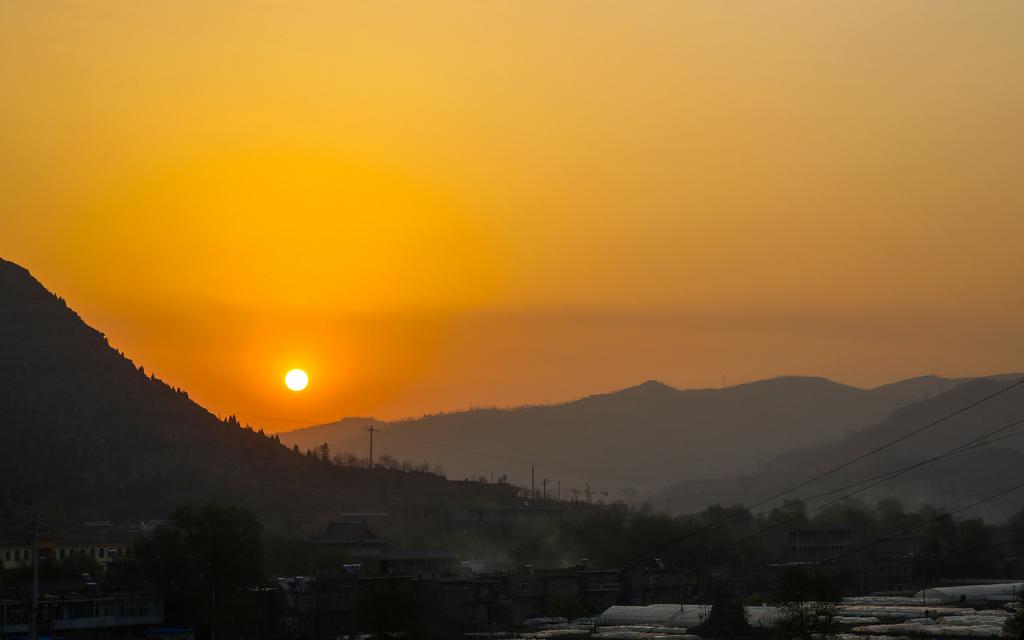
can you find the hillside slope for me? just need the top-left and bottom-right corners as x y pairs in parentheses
(0, 258), (515, 525)
(652, 378), (1024, 518)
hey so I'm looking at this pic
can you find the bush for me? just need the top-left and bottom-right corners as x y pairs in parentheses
(775, 568), (841, 640)
(693, 586), (750, 638)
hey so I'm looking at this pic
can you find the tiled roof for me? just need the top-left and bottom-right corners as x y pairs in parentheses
(311, 521), (387, 545)
(382, 549), (460, 560)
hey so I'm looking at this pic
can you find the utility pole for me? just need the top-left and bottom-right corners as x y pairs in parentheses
(211, 576), (216, 640)
(28, 511), (40, 640)
(541, 478), (548, 500)
(922, 555), (928, 607)
(367, 425), (376, 468)
(531, 466), (536, 500)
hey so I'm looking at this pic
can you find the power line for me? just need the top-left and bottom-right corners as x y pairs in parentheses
(709, 416), (1024, 551)
(827, 477), (1024, 564)
(960, 425), (1024, 450)
(660, 375), (1024, 547)
(790, 417), (1024, 515)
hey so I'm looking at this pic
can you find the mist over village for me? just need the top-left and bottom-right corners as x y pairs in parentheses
(2, 2), (1024, 640)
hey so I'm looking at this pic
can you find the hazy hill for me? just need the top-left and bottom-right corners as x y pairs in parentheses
(280, 374), (993, 499)
(652, 377), (1024, 519)
(0, 258), (516, 525)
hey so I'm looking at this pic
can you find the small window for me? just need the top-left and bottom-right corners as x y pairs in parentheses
(4, 550), (9, 561)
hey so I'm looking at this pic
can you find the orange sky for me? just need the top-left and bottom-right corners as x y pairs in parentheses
(2, 1), (1022, 430)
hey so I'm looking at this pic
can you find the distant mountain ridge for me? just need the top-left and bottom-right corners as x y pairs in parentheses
(0, 258), (515, 525)
(280, 372), (1013, 498)
(651, 377), (1024, 519)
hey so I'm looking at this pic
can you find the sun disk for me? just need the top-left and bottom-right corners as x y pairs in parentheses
(285, 369), (309, 391)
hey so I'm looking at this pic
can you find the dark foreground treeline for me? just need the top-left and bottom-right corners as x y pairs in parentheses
(5, 498), (1024, 640)
(442, 496), (1024, 577)
(260, 494), (1024, 579)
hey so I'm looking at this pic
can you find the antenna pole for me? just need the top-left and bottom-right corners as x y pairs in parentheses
(367, 426), (376, 468)
(29, 511), (40, 640)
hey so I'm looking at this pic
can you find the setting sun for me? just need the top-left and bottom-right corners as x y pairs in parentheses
(285, 369), (309, 392)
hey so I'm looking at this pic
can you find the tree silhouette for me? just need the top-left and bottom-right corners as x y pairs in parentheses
(137, 504), (264, 637)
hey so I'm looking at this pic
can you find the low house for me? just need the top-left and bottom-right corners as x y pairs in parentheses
(622, 564), (688, 605)
(309, 518), (389, 559)
(577, 569), (622, 612)
(0, 523), (143, 572)
(463, 507), (565, 523)
(380, 549), (461, 577)
(760, 526), (864, 562)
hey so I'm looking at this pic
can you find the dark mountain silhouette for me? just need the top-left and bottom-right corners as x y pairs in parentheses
(280, 374), (1002, 499)
(652, 377), (1024, 519)
(0, 258), (515, 525)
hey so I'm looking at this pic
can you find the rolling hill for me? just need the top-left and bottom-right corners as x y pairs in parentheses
(280, 373), (1001, 499)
